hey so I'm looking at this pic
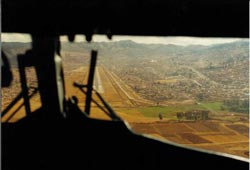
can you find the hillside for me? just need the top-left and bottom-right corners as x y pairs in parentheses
(2, 40), (249, 106)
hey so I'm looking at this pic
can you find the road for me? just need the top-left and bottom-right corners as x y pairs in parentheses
(181, 66), (221, 86)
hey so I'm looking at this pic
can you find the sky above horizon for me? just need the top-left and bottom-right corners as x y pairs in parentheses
(1, 33), (246, 46)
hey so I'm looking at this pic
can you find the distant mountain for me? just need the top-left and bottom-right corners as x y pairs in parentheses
(196, 40), (249, 61)
(2, 40), (248, 67)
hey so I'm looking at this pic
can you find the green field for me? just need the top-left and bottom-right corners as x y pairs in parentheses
(198, 102), (224, 112)
(138, 102), (224, 119)
(117, 101), (248, 120)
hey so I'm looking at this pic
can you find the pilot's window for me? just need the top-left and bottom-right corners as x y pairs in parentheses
(1, 33), (42, 122)
(2, 33), (249, 159)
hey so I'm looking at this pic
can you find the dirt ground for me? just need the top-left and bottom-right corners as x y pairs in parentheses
(2, 66), (249, 158)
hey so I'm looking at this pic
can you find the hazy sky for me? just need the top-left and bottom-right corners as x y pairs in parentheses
(1, 33), (245, 46)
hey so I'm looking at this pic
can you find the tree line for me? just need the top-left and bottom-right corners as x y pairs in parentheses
(221, 98), (249, 114)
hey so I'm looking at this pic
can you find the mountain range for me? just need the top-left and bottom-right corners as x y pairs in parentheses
(2, 39), (249, 67)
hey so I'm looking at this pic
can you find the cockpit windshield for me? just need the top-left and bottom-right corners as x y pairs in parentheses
(2, 34), (249, 158)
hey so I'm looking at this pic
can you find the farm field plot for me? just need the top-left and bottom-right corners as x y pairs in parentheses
(226, 124), (249, 137)
(184, 122), (216, 133)
(178, 133), (212, 144)
(130, 121), (249, 158)
(153, 122), (194, 134)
